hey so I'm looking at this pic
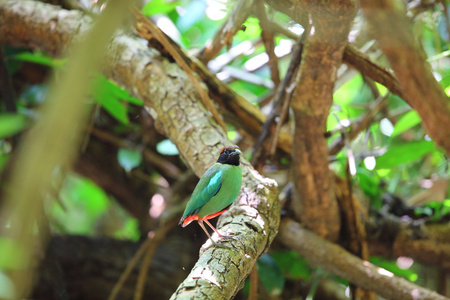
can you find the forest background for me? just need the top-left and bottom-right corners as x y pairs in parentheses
(0, 0), (450, 299)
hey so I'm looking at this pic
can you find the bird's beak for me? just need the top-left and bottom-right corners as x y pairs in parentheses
(231, 149), (241, 156)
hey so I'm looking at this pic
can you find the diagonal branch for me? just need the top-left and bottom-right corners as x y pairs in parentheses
(360, 0), (450, 154)
(197, 0), (254, 63)
(279, 218), (449, 300)
(0, 1), (280, 299)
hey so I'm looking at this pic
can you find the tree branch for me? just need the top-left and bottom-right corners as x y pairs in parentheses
(0, 1), (280, 299)
(197, 0), (254, 64)
(360, 0), (450, 154)
(290, 1), (356, 240)
(279, 218), (449, 300)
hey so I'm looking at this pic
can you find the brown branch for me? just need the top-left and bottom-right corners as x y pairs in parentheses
(134, 219), (177, 300)
(367, 212), (450, 270)
(279, 218), (450, 300)
(251, 34), (305, 170)
(108, 237), (152, 300)
(133, 10), (227, 133)
(335, 172), (375, 300)
(255, 1), (280, 87)
(197, 0), (254, 63)
(269, 20), (405, 100)
(360, 0), (450, 154)
(130, 10), (293, 157)
(342, 45), (404, 99)
(290, 1), (356, 240)
(89, 127), (181, 180)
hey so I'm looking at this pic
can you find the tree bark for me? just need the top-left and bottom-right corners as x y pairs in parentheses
(289, 1), (356, 240)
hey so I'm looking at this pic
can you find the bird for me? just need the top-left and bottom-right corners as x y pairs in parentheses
(179, 145), (242, 246)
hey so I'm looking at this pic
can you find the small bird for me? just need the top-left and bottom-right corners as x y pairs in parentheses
(179, 145), (242, 246)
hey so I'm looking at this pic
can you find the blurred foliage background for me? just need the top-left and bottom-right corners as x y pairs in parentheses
(0, 0), (450, 299)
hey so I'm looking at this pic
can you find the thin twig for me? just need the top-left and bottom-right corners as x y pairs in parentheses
(328, 94), (388, 155)
(134, 218), (178, 300)
(255, 1), (280, 87)
(269, 20), (405, 99)
(197, 0), (254, 63)
(250, 28), (307, 170)
(108, 238), (152, 300)
(247, 264), (258, 300)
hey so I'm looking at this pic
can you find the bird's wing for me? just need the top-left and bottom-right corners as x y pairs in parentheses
(180, 164), (223, 222)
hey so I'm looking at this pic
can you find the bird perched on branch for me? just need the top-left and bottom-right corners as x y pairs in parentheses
(179, 145), (242, 246)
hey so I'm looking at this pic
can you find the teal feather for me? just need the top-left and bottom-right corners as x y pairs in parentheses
(180, 162), (242, 226)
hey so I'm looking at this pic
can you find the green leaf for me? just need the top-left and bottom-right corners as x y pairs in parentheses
(257, 254), (285, 296)
(118, 148), (142, 172)
(376, 140), (436, 169)
(141, 0), (180, 16)
(93, 75), (143, 124)
(51, 175), (110, 235)
(439, 74), (450, 89)
(391, 110), (422, 137)
(356, 168), (382, 208)
(370, 256), (417, 282)
(270, 250), (310, 279)
(13, 51), (65, 67)
(99, 94), (129, 124)
(0, 114), (29, 139)
(114, 218), (140, 241)
(156, 139), (179, 155)
(0, 238), (28, 270)
(96, 76), (143, 106)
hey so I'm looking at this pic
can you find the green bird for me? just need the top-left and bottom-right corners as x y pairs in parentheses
(179, 145), (242, 245)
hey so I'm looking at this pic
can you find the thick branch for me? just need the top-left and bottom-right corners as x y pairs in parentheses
(290, 1), (356, 240)
(360, 0), (450, 154)
(0, 2), (280, 299)
(279, 218), (449, 300)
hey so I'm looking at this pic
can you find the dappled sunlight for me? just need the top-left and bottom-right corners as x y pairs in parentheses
(239, 204), (266, 234)
(363, 260), (394, 277)
(191, 267), (221, 288)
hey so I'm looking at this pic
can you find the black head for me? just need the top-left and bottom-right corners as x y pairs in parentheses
(217, 145), (241, 166)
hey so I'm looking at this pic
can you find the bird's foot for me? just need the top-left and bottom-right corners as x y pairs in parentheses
(218, 234), (244, 248)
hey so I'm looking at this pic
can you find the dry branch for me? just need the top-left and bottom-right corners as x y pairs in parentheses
(279, 218), (450, 300)
(251, 36), (304, 170)
(0, 1), (280, 299)
(197, 0), (254, 63)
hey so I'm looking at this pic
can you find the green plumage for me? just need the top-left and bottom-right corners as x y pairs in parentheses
(180, 162), (242, 225)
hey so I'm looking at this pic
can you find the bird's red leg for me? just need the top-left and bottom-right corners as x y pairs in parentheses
(204, 219), (224, 237)
(198, 220), (217, 245)
(204, 219), (244, 248)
